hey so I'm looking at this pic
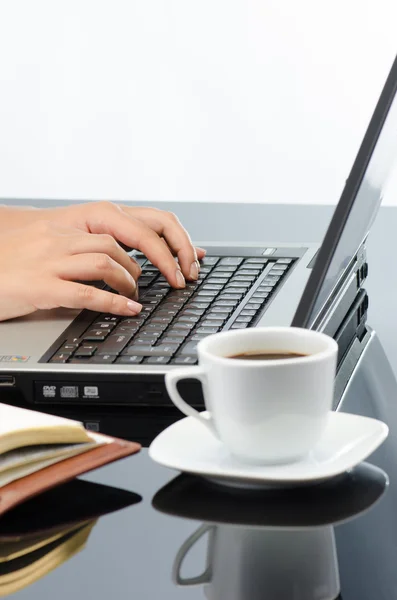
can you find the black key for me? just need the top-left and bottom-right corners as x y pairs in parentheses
(195, 290), (219, 297)
(169, 322), (196, 331)
(97, 334), (132, 354)
(136, 330), (162, 340)
(141, 306), (156, 316)
(151, 344), (181, 355)
(149, 284), (171, 293)
(210, 306), (233, 314)
(141, 298), (162, 307)
(116, 356), (144, 365)
(185, 283), (200, 293)
(74, 345), (97, 357)
(245, 258), (269, 264)
(155, 309), (179, 319)
(59, 344), (78, 352)
(205, 278), (229, 285)
(178, 341), (199, 356)
(201, 317), (225, 325)
(122, 345), (154, 355)
(200, 257), (220, 265)
(245, 302), (262, 311)
(132, 256), (147, 267)
(188, 333), (213, 341)
(142, 322), (169, 332)
(124, 344), (179, 357)
(120, 318), (143, 326)
(180, 309), (206, 318)
(161, 335), (187, 345)
(196, 326), (219, 334)
(172, 357), (198, 365)
(138, 276), (157, 288)
(89, 354), (117, 364)
(141, 267), (159, 276)
(168, 289), (194, 299)
(83, 329), (109, 342)
(252, 292), (269, 301)
(159, 304), (186, 314)
(144, 356), (171, 365)
(176, 315), (201, 324)
(218, 293), (242, 301)
(231, 276), (256, 282)
(277, 258), (293, 264)
(240, 309), (256, 317)
(114, 325), (141, 334)
(150, 317), (174, 325)
(211, 267), (237, 274)
(132, 312), (150, 322)
(101, 316), (119, 322)
(231, 323), (249, 329)
(92, 321), (116, 330)
(144, 291), (168, 301)
(237, 269), (261, 276)
(213, 299), (238, 307)
(235, 316), (253, 323)
(219, 257), (243, 266)
(201, 284), (223, 291)
(50, 353), (70, 363)
(226, 284), (250, 291)
(187, 302), (212, 310)
(132, 337), (157, 346)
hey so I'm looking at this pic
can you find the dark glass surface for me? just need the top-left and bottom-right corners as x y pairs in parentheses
(2, 339), (397, 599)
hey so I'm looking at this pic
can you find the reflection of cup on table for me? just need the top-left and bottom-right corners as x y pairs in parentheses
(153, 463), (389, 600)
(166, 327), (338, 464)
(174, 524), (339, 600)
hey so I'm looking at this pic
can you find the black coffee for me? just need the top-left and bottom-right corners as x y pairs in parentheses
(229, 351), (307, 361)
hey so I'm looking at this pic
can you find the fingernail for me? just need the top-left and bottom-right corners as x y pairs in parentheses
(196, 247), (207, 255)
(176, 269), (186, 288)
(189, 261), (199, 280)
(127, 300), (142, 314)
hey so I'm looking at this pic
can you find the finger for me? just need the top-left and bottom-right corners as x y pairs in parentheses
(66, 231), (142, 282)
(50, 280), (142, 316)
(196, 247), (207, 260)
(57, 254), (138, 299)
(85, 210), (187, 288)
(120, 207), (199, 281)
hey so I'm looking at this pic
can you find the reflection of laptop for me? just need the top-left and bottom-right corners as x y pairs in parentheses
(1, 55), (397, 425)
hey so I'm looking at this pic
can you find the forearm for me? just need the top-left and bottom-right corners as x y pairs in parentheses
(0, 206), (46, 232)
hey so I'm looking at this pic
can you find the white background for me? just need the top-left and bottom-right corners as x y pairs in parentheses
(0, 0), (397, 205)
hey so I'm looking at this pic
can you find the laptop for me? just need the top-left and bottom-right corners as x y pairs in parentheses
(1, 54), (397, 430)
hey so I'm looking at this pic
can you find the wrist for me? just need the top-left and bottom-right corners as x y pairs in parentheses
(0, 206), (46, 232)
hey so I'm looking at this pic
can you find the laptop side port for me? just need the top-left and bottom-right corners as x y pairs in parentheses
(0, 376), (16, 387)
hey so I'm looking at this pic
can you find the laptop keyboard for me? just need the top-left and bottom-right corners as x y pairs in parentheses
(48, 256), (294, 366)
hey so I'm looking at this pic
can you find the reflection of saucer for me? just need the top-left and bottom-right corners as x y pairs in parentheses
(149, 411), (388, 488)
(152, 462), (388, 529)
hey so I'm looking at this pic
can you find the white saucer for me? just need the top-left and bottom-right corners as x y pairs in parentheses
(149, 411), (389, 488)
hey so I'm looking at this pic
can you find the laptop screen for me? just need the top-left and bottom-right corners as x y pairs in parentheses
(292, 54), (397, 329)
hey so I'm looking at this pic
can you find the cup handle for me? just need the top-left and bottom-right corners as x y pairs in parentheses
(165, 367), (218, 439)
(172, 524), (214, 586)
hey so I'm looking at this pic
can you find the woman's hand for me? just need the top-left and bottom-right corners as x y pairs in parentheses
(0, 202), (206, 288)
(0, 221), (143, 322)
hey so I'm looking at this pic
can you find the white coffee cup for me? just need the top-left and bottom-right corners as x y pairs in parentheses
(173, 524), (340, 600)
(165, 327), (338, 464)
